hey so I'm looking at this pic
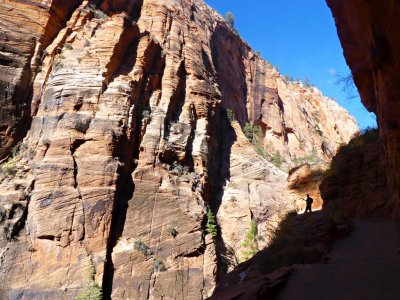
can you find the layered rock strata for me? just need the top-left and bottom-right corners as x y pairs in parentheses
(0, 0), (358, 298)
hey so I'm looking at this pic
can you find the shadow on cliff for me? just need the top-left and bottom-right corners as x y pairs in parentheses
(204, 105), (237, 280)
(209, 209), (345, 299)
(210, 22), (249, 125)
(210, 129), (385, 299)
(102, 22), (166, 299)
(320, 127), (390, 218)
(208, 21), (251, 279)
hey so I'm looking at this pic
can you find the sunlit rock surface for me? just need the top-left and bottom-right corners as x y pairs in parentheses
(0, 0), (358, 298)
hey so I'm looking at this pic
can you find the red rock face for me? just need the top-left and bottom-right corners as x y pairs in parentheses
(327, 0), (400, 217)
(0, 0), (358, 298)
(0, 0), (81, 159)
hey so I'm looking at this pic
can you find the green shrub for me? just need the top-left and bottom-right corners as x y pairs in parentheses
(243, 123), (263, 145)
(19, 190), (27, 200)
(361, 127), (378, 143)
(241, 220), (259, 261)
(53, 56), (64, 70)
(76, 282), (102, 300)
(167, 226), (178, 238)
(172, 161), (184, 176)
(0, 162), (17, 178)
(254, 144), (270, 159)
(243, 123), (254, 142)
(75, 262), (103, 300)
(205, 207), (218, 238)
(292, 151), (320, 166)
(89, 4), (108, 19)
(271, 151), (283, 168)
(226, 108), (235, 121)
(224, 11), (235, 28)
(134, 240), (152, 257)
(153, 258), (166, 272)
(42, 138), (51, 147)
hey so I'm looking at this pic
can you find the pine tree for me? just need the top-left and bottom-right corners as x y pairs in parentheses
(241, 220), (259, 261)
(206, 207), (218, 238)
(243, 123), (254, 143)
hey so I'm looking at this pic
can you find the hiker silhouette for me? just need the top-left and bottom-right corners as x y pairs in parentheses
(304, 194), (313, 213)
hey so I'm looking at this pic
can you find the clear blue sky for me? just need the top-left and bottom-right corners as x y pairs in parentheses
(204, 0), (376, 129)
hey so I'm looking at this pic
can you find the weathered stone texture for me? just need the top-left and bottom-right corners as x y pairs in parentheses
(0, 0), (81, 159)
(0, 0), (358, 298)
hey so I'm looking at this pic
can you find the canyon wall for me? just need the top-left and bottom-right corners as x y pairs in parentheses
(327, 0), (400, 218)
(0, 0), (357, 298)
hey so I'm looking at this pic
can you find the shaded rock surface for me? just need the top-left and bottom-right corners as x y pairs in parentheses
(0, 0), (358, 298)
(327, 0), (400, 218)
(276, 220), (400, 300)
(321, 129), (390, 218)
(211, 211), (342, 300)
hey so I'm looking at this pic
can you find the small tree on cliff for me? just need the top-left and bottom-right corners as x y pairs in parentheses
(241, 220), (260, 261)
(206, 207), (218, 238)
(76, 261), (103, 300)
(224, 11), (235, 28)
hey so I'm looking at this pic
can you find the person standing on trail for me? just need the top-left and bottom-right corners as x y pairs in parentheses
(304, 194), (313, 213)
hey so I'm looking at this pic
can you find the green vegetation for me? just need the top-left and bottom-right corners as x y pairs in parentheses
(242, 122), (285, 168)
(0, 142), (37, 178)
(226, 108), (235, 121)
(224, 11), (235, 28)
(64, 43), (73, 50)
(243, 123), (254, 142)
(292, 151), (321, 166)
(90, 4), (108, 19)
(243, 123), (263, 144)
(284, 75), (294, 82)
(75, 262), (102, 300)
(154, 258), (166, 272)
(340, 127), (378, 153)
(76, 282), (102, 300)
(360, 126), (379, 143)
(134, 240), (153, 257)
(54, 55), (64, 70)
(271, 151), (283, 168)
(241, 220), (260, 261)
(167, 226), (178, 238)
(42, 138), (51, 147)
(133, 241), (167, 273)
(172, 161), (184, 176)
(205, 207), (218, 238)
(0, 161), (17, 178)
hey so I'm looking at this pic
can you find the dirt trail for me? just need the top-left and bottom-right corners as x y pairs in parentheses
(276, 220), (400, 300)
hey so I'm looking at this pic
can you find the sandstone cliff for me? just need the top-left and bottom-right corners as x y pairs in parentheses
(0, 0), (358, 298)
(327, 0), (400, 218)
